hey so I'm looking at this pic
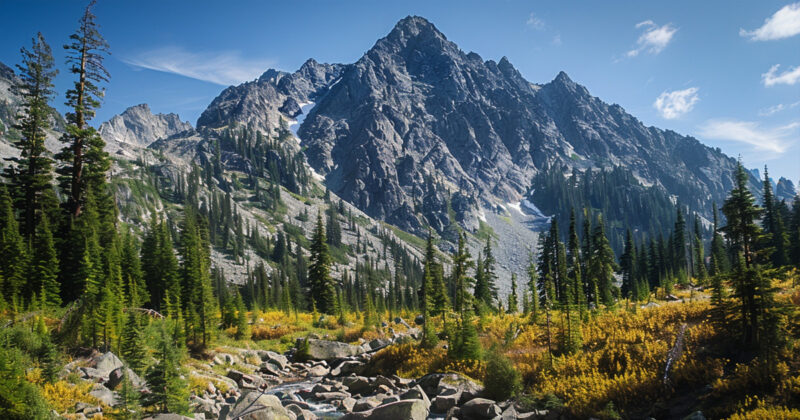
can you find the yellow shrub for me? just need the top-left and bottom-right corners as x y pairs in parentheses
(41, 380), (101, 414)
(251, 324), (299, 340)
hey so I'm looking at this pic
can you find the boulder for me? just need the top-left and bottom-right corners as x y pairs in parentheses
(330, 360), (365, 377)
(229, 392), (293, 420)
(416, 373), (483, 399)
(432, 394), (459, 413)
(367, 338), (391, 352)
(394, 317), (412, 329)
(296, 338), (363, 361)
(314, 391), (350, 402)
(414, 315), (424, 325)
(341, 397), (357, 412)
(89, 383), (116, 406)
(459, 398), (501, 420)
(306, 365), (330, 377)
(92, 352), (124, 376)
(342, 376), (372, 395)
(106, 367), (144, 389)
(400, 385), (430, 409)
(144, 414), (194, 420)
(369, 399), (429, 420)
(353, 397), (382, 412)
(226, 370), (265, 390)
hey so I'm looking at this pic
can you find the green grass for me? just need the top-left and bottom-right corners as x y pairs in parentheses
(382, 222), (427, 250)
(473, 220), (496, 242)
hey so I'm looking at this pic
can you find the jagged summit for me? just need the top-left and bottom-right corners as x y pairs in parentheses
(388, 15), (446, 41)
(98, 103), (192, 150)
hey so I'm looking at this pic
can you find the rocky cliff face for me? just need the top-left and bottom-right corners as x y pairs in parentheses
(197, 59), (344, 135)
(293, 16), (765, 233)
(98, 103), (192, 152)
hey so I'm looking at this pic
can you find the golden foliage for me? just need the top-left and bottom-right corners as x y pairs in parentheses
(41, 380), (102, 414)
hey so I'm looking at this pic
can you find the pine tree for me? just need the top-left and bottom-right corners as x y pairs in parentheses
(120, 312), (146, 375)
(419, 233), (438, 348)
(34, 212), (60, 307)
(142, 323), (190, 414)
(56, 0), (110, 218)
(709, 202), (729, 276)
(114, 368), (142, 420)
(0, 186), (29, 302)
(672, 206), (688, 284)
(526, 253), (539, 322)
(693, 215), (707, 282)
(234, 291), (249, 340)
(507, 274), (519, 313)
(761, 166), (789, 267)
(721, 161), (765, 347)
(4, 32), (58, 239)
(790, 196), (800, 268)
(308, 212), (336, 314)
(590, 215), (617, 306)
(620, 229), (637, 300)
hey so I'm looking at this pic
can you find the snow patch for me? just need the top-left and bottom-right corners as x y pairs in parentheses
(521, 199), (550, 220)
(288, 101), (315, 140)
(478, 208), (487, 223)
(507, 201), (523, 214)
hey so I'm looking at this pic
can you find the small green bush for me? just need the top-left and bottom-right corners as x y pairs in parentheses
(483, 348), (522, 401)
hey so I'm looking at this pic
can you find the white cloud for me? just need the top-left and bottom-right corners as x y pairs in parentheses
(653, 87), (699, 119)
(123, 46), (275, 86)
(552, 34), (562, 46)
(526, 13), (545, 30)
(698, 119), (798, 154)
(627, 21), (677, 57)
(759, 100), (800, 116)
(762, 64), (800, 86)
(740, 2), (800, 41)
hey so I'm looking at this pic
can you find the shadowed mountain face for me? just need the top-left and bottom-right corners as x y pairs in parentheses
(197, 16), (782, 235)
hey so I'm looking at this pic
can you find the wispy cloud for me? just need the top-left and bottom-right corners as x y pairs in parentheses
(653, 87), (699, 119)
(762, 64), (800, 86)
(123, 46), (275, 86)
(627, 20), (677, 57)
(526, 13), (545, 30)
(759, 100), (800, 117)
(740, 2), (800, 41)
(552, 34), (562, 46)
(698, 119), (798, 154)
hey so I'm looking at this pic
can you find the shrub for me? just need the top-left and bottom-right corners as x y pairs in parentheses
(483, 349), (522, 401)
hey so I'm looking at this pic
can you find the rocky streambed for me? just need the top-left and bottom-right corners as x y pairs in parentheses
(61, 318), (553, 419)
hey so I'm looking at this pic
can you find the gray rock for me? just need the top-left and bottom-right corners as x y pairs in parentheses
(342, 376), (372, 395)
(330, 360), (365, 377)
(296, 338), (364, 361)
(89, 383), (116, 406)
(229, 392), (293, 420)
(432, 393), (460, 413)
(353, 398), (382, 412)
(400, 385), (430, 409)
(368, 399), (429, 420)
(106, 367), (144, 389)
(367, 339), (391, 352)
(92, 352), (124, 376)
(394, 317), (412, 328)
(459, 398), (501, 420)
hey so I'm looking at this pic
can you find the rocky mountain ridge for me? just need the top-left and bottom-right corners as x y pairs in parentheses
(98, 103), (192, 154)
(197, 16), (794, 239)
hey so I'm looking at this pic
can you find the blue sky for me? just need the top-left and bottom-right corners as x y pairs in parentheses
(2, 0), (799, 183)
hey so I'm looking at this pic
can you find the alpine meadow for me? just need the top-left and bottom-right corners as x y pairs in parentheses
(2, 2), (800, 419)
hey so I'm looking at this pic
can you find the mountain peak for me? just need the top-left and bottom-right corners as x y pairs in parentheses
(387, 15), (446, 43)
(554, 71), (574, 85)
